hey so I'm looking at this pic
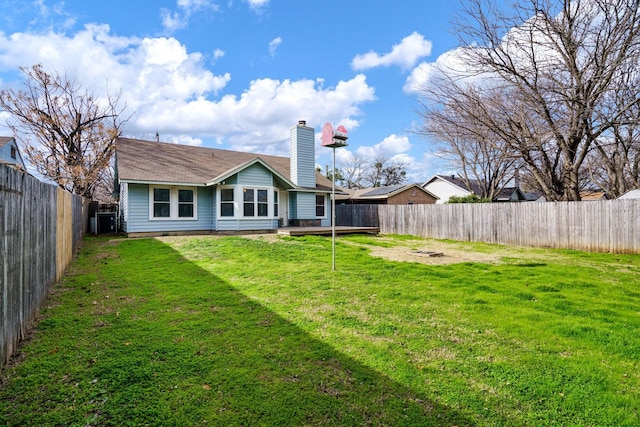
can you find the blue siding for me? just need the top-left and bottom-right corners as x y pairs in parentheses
(217, 218), (278, 231)
(296, 192), (316, 219)
(126, 183), (213, 233)
(290, 125), (315, 187)
(122, 163), (310, 233)
(238, 164), (273, 186)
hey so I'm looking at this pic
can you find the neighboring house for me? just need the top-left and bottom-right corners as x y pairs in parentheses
(337, 183), (438, 205)
(115, 121), (335, 235)
(0, 137), (26, 172)
(618, 189), (640, 199)
(422, 174), (527, 203)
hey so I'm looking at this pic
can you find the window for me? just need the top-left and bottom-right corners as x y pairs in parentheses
(178, 189), (194, 218)
(153, 188), (171, 218)
(243, 189), (255, 216)
(316, 194), (326, 217)
(220, 188), (235, 217)
(273, 191), (279, 217)
(242, 188), (269, 217)
(149, 186), (197, 220)
(257, 189), (268, 217)
(10, 146), (17, 159)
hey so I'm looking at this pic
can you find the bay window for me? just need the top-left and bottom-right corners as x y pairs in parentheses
(242, 188), (270, 217)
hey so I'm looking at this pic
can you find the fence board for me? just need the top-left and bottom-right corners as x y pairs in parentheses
(338, 200), (640, 253)
(1, 165), (85, 370)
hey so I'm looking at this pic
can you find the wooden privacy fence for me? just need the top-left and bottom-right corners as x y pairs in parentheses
(1, 165), (87, 369)
(336, 204), (379, 227)
(338, 200), (640, 253)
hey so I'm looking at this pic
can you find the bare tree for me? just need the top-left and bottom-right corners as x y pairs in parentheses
(362, 156), (407, 188)
(337, 152), (369, 189)
(586, 77), (640, 197)
(0, 64), (127, 200)
(420, 0), (640, 201)
(420, 85), (522, 200)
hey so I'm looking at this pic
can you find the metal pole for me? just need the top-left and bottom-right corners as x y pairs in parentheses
(331, 146), (336, 271)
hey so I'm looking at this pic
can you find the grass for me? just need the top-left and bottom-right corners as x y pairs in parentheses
(1, 234), (639, 426)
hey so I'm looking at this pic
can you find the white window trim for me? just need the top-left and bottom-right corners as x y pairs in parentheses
(242, 187), (271, 218)
(149, 186), (198, 221)
(218, 185), (280, 220)
(218, 186), (236, 218)
(315, 193), (327, 219)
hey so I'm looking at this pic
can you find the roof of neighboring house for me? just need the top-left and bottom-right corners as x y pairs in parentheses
(618, 189), (640, 199)
(424, 174), (527, 201)
(525, 191), (545, 201)
(423, 174), (483, 195)
(116, 137), (334, 191)
(0, 136), (14, 147)
(494, 186), (528, 202)
(580, 191), (609, 201)
(337, 183), (437, 201)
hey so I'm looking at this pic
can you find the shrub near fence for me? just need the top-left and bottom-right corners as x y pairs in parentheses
(0, 165), (86, 369)
(337, 201), (640, 253)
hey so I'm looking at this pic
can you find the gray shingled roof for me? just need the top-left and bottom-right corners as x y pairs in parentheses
(336, 183), (436, 201)
(435, 174), (484, 195)
(360, 184), (406, 197)
(116, 137), (334, 191)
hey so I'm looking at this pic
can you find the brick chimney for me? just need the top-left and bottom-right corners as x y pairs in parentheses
(290, 120), (315, 187)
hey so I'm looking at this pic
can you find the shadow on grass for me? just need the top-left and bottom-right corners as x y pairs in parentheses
(1, 237), (480, 426)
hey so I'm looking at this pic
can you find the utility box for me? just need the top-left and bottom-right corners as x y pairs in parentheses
(97, 212), (117, 234)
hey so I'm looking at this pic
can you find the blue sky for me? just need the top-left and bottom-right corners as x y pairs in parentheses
(0, 0), (465, 182)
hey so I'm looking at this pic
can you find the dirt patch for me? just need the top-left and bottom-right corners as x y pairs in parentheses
(240, 234), (506, 265)
(155, 233), (535, 265)
(347, 240), (504, 265)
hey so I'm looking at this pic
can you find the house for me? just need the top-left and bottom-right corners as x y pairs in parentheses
(422, 174), (527, 203)
(336, 183), (438, 205)
(0, 137), (26, 172)
(115, 121), (336, 236)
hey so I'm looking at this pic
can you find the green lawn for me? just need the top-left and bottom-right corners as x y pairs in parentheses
(1, 234), (639, 426)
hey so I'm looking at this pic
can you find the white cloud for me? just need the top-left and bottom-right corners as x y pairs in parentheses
(403, 45), (500, 94)
(268, 36), (281, 57)
(354, 134), (411, 159)
(0, 24), (376, 156)
(161, 0), (219, 33)
(351, 32), (432, 71)
(168, 135), (203, 146)
(244, 0), (269, 12)
(136, 74), (376, 155)
(335, 133), (431, 184)
(160, 9), (187, 33)
(213, 48), (225, 60)
(334, 133), (436, 184)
